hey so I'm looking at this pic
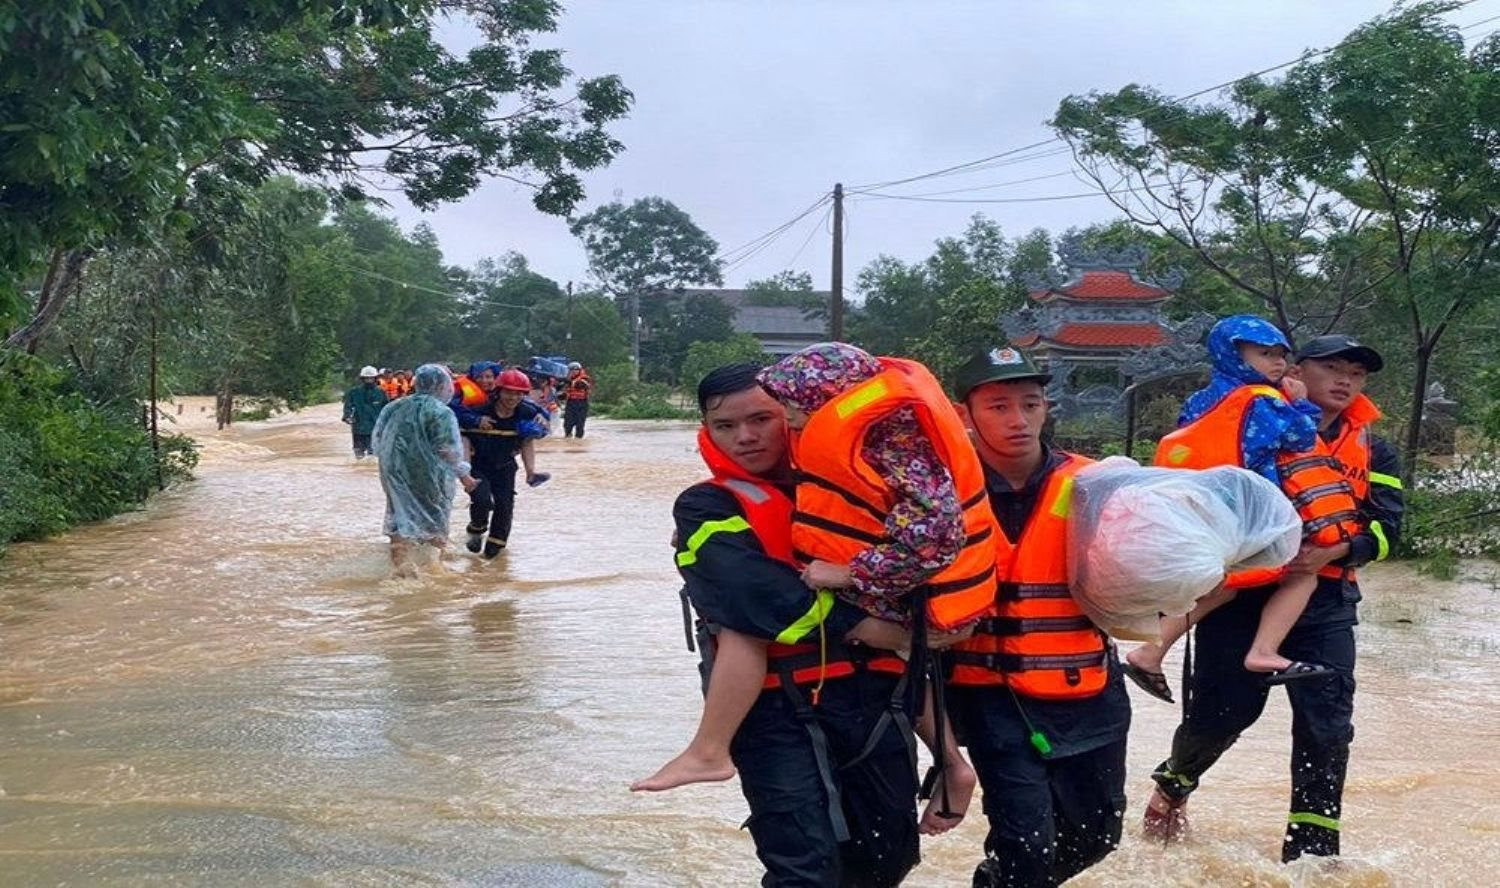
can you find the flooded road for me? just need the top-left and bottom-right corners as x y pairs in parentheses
(2, 401), (1497, 886)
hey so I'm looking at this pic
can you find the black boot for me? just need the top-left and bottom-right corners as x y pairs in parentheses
(482, 537), (507, 559)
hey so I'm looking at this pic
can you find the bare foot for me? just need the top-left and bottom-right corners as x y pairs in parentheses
(630, 749), (735, 792)
(1142, 787), (1190, 843)
(1243, 650), (1293, 674)
(1127, 643), (1165, 674)
(919, 756), (977, 835)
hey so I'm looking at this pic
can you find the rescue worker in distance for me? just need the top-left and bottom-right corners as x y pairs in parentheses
(1142, 333), (1404, 862)
(659, 362), (922, 887)
(561, 361), (591, 438)
(945, 346), (1131, 888)
(342, 365), (389, 459)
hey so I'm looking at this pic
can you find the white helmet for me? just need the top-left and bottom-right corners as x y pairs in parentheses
(359, 365), (378, 378)
(568, 361), (582, 370)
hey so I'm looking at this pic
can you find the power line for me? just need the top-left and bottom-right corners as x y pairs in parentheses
(717, 193), (832, 265)
(785, 203), (834, 269)
(845, 2), (1496, 197)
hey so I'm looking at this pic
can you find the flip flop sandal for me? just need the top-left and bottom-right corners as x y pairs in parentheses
(1123, 662), (1175, 703)
(1263, 660), (1335, 685)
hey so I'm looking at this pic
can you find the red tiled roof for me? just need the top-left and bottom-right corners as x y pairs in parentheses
(1047, 323), (1168, 347)
(1031, 270), (1169, 301)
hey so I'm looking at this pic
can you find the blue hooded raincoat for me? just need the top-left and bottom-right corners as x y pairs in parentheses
(1178, 315), (1320, 485)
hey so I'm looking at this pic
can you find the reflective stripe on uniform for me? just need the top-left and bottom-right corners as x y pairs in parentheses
(1288, 812), (1340, 831)
(676, 516), (751, 567)
(1370, 520), (1390, 561)
(774, 589), (835, 645)
(720, 478), (771, 504)
(1369, 471), (1403, 489)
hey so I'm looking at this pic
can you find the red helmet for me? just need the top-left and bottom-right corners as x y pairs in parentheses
(497, 369), (532, 393)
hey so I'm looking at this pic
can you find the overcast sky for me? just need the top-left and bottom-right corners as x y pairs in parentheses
(384, 0), (1447, 294)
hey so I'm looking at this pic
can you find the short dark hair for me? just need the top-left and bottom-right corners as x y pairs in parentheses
(696, 362), (766, 413)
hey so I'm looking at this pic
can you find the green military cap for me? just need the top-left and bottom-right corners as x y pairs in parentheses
(953, 346), (1052, 401)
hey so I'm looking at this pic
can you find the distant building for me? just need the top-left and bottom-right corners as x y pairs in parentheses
(681, 289), (830, 357)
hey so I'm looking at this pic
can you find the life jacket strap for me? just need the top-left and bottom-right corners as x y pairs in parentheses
(947, 649), (1107, 673)
(978, 615), (1096, 636)
(995, 581), (1072, 600)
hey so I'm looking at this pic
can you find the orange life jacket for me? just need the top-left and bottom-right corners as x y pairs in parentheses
(1155, 385), (1362, 589)
(1313, 394), (1381, 582)
(452, 375), (487, 409)
(694, 427), (906, 691)
(947, 453), (1112, 699)
(789, 357), (1004, 631)
(564, 372), (591, 401)
(378, 379), (398, 398)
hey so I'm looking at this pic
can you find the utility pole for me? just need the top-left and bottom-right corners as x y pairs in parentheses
(830, 182), (844, 341)
(630, 290), (642, 381)
(565, 281), (574, 343)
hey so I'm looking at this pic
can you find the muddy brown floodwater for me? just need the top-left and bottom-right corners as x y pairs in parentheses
(2, 401), (1497, 886)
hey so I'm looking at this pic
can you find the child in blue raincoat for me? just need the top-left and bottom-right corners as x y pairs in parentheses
(1124, 316), (1344, 700)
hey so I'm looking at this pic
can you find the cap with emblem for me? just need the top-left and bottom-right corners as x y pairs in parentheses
(1294, 334), (1383, 372)
(953, 346), (1052, 401)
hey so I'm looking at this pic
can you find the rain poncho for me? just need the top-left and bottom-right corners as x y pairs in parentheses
(372, 364), (471, 542)
(1179, 315), (1320, 485)
(1066, 456), (1303, 639)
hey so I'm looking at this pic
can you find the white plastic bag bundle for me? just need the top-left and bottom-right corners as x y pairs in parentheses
(1066, 456), (1302, 640)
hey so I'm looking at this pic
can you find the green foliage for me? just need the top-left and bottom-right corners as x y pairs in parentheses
(1051, 2), (1500, 482)
(850, 216), (1047, 382)
(570, 196), (724, 298)
(680, 334), (770, 390)
(745, 270), (820, 308)
(587, 362), (641, 407)
(532, 290), (630, 368)
(0, 352), (196, 556)
(570, 196), (725, 381)
(1398, 448), (1500, 563)
(3, 0), (631, 350)
(607, 388), (696, 420)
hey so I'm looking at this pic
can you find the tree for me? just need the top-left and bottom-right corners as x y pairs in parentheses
(680, 334), (770, 390)
(530, 289), (630, 369)
(570, 196), (724, 379)
(1053, 2), (1500, 480)
(745, 270), (819, 308)
(456, 253), (565, 361)
(848, 256), (934, 356)
(333, 206), (463, 369)
(570, 197), (724, 298)
(657, 293), (738, 382)
(3, 1), (632, 353)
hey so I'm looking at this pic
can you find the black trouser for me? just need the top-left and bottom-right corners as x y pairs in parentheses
(351, 431), (372, 458)
(1152, 589), (1356, 862)
(563, 399), (588, 437)
(731, 670), (920, 887)
(949, 687), (1127, 888)
(466, 460), (518, 545)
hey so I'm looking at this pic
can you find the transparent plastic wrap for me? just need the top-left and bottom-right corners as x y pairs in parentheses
(1067, 456), (1302, 639)
(372, 364), (471, 543)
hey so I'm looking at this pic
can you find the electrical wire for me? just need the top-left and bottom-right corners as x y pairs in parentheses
(845, 3), (1496, 197)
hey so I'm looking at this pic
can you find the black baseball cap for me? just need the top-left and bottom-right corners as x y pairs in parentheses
(953, 347), (1051, 401)
(1294, 334), (1383, 372)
